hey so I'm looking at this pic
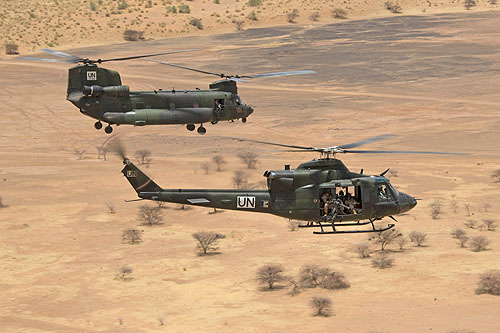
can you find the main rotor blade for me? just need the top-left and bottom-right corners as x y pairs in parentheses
(149, 59), (226, 77)
(229, 137), (318, 151)
(345, 149), (468, 155)
(99, 49), (200, 63)
(41, 48), (81, 61)
(17, 56), (77, 63)
(338, 134), (396, 149)
(240, 70), (317, 79)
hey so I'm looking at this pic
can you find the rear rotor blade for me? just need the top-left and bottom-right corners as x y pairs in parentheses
(229, 137), (318, 151)
(149, 59), (225, 77)
(17, 57), (77, 63)
(338, 134), (396, 149)
(41, 48), (81, 61)
(99, 49), (199, 63)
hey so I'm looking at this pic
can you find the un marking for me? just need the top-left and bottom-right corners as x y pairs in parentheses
(127, 170), (137, 178)
(87, 71), (97, 81)
(237, 196), (255, 209)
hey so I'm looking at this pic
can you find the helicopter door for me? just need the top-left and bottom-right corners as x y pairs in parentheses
(374, 183), (399, 216)
(319, 185), (362, 217)
(214, 99), (225, 120)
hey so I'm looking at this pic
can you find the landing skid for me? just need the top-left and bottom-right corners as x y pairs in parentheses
(301, 218), (395, 235)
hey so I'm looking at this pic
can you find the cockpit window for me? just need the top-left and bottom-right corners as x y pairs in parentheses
(377, 184), (393, 202)
(234, 95), (241, 105)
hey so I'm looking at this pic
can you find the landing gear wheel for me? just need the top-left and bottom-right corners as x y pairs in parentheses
(242, 117), (247, 123)
(94, 121), (103, 130)
(186, 124), (195, 131)
(104, 125), (113, 134)
(197, 126), (206, 135)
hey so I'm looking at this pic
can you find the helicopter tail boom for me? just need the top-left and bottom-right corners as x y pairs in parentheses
(121, 159), (162, 194)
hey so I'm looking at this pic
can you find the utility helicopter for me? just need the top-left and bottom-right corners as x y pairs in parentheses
(117, 134), (465, 234)
(19, 49), (315, 134)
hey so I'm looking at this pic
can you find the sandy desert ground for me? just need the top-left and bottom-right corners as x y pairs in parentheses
(1, 10), (500, 333)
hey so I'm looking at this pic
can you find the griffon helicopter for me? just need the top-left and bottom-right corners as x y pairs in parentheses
(19, 49), (315, 134)
(117, 134), (465, 234)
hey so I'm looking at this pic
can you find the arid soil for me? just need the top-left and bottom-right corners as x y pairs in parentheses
(1, 11), (500, 333)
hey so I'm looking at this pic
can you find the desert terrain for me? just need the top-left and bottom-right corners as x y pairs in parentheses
(1, 8), (500, 333)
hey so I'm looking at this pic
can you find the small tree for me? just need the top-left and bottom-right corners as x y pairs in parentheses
(450, 194), (458, 214)
(408, 230), (427, 247)
(464, 0), (476, 10)
(123, 29), (144, 41)
(232, 170), (248, 189)
(117, 265), (133, 280)
(372, 252), (394, 269)
(106, 202), (116, 214)
(430, 200), (442, 219)
(138, 205), (163, 226)
(135, 149), (152, 165)
(238, 152), (259, 169)
(476, 270), (500, 295)
(287, 278), (301, 296)
(5, 43), (19, 55)
(192, 231), (226, 255)
(201, 162), (210, 175)
(465, 219), (477, 229)
(356, 243), (371, 258)
(384, 1), (402, 13)
(247, 10), (258, 21)
(451, 228), (467, 239)
(234, 20), (245, 30)
(309, 12), (320, 21)
(493, 169), (500, 182)
(256, 264), (286, 289)
(397, 236), (409, 250)
(470, 236), (490, 252)
(73, 148), (85, 160)
(310, 296), (332, 317)
(212, 155), (226, 171)
(299, 264), (328, 287)
(370, 228), (402, 251)
(287, 9), (299, 23)
(482, 219), (497, 231)
(122, 228), (142, 244)
(332, 8), (347, 19)
(178, 4), (191, 13)
(458, 234), (469, 248)
(319, 271), (350, 290)
(247, 0), (262, 6)
(464, 203), (471, 216)
(189, 18), (203, 30)
(483, 203), (491, 212)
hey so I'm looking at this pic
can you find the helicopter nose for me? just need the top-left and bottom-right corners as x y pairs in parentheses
(245, 105), (254, 116)
(399, 192), (417, 213)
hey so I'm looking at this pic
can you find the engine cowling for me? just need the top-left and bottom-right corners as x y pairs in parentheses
(82, 85), (130, 98)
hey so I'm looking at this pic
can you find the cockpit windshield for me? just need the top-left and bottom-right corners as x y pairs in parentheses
(234, 95), (242, 105)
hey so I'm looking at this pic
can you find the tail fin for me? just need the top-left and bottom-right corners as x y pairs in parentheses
(121, 159), (162, 193)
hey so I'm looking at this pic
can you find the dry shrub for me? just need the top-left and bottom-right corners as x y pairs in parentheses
(237, 152), (259, 169)
(5, 43), (19, 55)
(475, 270), (500, 295)
(482, 219), (497, 231)
(256, 264), (286, 290)
(310, 296), (332, 317)
(212, 155), (226, 171)
(122, 228), (142, 244)
(117, 265), (133, 280)
(457, 234), (469, 248)
(408, 230), (427, 246)
(123, 29), (144, 41)
(470, 236), (490, 252)
(451, 228), (467, 239)
(465, 219), (477, 229)
(430, 200), (442, 219)
(138, 205), (163, 226)
(397, 236), (409, 250)
(356, 243), (371, 258)
(299, 264), (349, 290)
(332, 8), (347, 19)
(309, 12), (320, 21)
(287, 9), (299, 23)
(370, 228), (402, 250)
(192, 231), (226, 255)
(372, 252), (394, 269)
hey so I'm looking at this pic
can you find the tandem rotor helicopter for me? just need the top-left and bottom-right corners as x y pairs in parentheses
(116, 134), (466, 234)
(19, 49), (315, 135)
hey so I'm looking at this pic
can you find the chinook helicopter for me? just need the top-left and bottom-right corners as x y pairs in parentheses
(19, 49), (315, 135)
(117, 134), (465, 234)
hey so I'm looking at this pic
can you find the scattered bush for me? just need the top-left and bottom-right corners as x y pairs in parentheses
(192, 231), (226, 255)
(135, 149), (152, 165)
(408, 230), (427, 246)
(145, 0), (153, 8)
(458, 234), (469, 248)
(370, 228), (402, 251)
(451, 228), (467, 239)
(256, 264), (286, 289)
(299, 264), (349, 290)
(332, 8), (347, 19)
(470, 236), (490, 252)
(464, 203), (471, 216)
(90, 1), (97, 11)
(464, 0), (477, 9)
(483, 219), (497, 231)
(465, 219), (477, 229)
(372, 252), (394, 269)
(212, 155), (226, 171)
(397, 236), (409, 250)
(138, 205), (164, 226)
(5, 43), (19, 55)
(238, 152), (259, 169)
(356, 243), (371, 258)
(475, 270), (500, 295)
(123, 29), (145, 41)
(232, 170), (248, 189)
(247, 0), (262, 6)
(117, 265), (133, 280)
(118, 0), (128, 10)
(384, 1), (402, 13)
(430, 200), (442, 219)
(247, 10), (258, 21)
(189, 18), (203, 30)
(287, 9), (299, 23)
(106, 202), (116, 214)
(309, 12), (320, 21)
(73, 149), (85, 160)
(201, 162), (210, 174)
(310, 296), (332, 317)
(122, 228), (142, 244)
(166, 5), (177, 13)
(234, 20), (245, 30)
(178, 4), (191, 13)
